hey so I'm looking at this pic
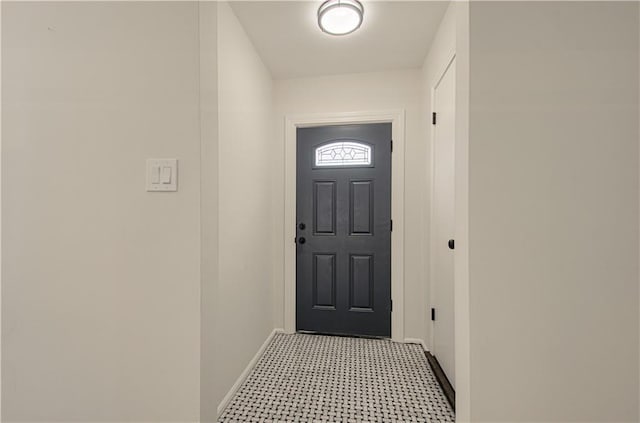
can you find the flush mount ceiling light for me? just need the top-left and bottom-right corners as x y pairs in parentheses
(318, 0), (364, 36)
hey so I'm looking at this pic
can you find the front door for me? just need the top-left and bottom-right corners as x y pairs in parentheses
(296, 123), (392, 338)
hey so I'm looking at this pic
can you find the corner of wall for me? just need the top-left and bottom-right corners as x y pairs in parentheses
(453, 1), (470, 421)
(199, 1), (219, 421)
(215, 1), (277, 417)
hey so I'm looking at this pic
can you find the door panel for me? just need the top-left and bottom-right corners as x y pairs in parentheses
(349, 254), (374, 310)
(432, 59), (456, 387)
(314, 181), (336, 235)
(296, 123), (391, 338)
(313, 254), (336, 308)
(350, 180), (373, 235)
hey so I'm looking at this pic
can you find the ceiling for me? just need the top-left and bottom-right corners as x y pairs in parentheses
(229, 1), (450, 79)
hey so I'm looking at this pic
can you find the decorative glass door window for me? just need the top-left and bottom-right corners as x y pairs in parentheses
(315, 141), (372, 167)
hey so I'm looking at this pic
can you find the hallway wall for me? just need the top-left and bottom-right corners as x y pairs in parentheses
(272, 70), (427, 343)
(215, 1), (275, 412)
(2, 2), (202, 421)
(467, 2), (639, 421)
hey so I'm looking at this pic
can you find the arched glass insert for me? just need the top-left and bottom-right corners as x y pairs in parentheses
(315, 141), (372, 167)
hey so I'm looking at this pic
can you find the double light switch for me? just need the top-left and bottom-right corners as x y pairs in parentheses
(146, 159), (178, 192)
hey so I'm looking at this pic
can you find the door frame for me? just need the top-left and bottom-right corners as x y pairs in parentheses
(284, 110), (405, 342)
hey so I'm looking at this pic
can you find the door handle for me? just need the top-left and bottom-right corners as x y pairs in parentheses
(298, 237), (306, 245)
(299, 222), (306, 230)
(448, 239), (455, 250)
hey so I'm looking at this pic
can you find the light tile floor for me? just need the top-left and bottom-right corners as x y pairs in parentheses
(219, 333), (455, 422)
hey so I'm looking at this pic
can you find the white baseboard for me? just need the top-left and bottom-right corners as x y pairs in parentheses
(404, 337), (428, 352)
(217, 328), (284, 417)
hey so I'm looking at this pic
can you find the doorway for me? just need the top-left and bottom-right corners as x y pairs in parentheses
(295, 123), (392, 337)
(283, 111), (406, 342)
(431, 57), (456, 387)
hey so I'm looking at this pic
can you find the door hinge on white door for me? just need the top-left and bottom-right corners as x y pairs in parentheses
(390, 140), (393, 153)
(432, 112), (437, 125)
(431, 308), (436, 321)
(390, 219), (393, 231)
(390, 300), (393, 312)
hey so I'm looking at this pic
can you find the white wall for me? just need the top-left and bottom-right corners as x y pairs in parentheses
(468, 2), (639, 421)
(273, 70), (427, 343)
(3, 2), (277, 420)
(2, 2), (201, 421)
(215, 1), (275, 412)
(454, 1), (471, 420)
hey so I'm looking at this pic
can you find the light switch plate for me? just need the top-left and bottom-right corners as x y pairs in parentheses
(146, 159), (178, 192)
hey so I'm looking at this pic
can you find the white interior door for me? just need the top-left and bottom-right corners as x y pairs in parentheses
(432, 57), (456, 387)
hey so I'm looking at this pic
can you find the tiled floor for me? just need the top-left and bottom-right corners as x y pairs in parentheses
(219, 333), (455, 422)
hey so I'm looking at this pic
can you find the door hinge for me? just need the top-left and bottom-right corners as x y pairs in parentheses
(390, 140), (393, 153)
(432, 112), (437, 125)
(390, 219), (393, 232)
(390, 300), (393, 312)
(431, 308), (436, 321)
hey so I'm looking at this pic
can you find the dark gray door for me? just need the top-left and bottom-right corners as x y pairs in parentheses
(296, 123), (392, 338)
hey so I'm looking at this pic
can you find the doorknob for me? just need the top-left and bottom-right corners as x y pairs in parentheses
(448, 239), (455, 250)
(298, 237), (306, 244)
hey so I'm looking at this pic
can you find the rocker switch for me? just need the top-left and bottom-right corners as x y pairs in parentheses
(161, 166), (172, 184)
(151, 166), (161, 184)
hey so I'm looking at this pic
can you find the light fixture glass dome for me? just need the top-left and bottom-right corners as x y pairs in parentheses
(318, 0), (364, 36)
